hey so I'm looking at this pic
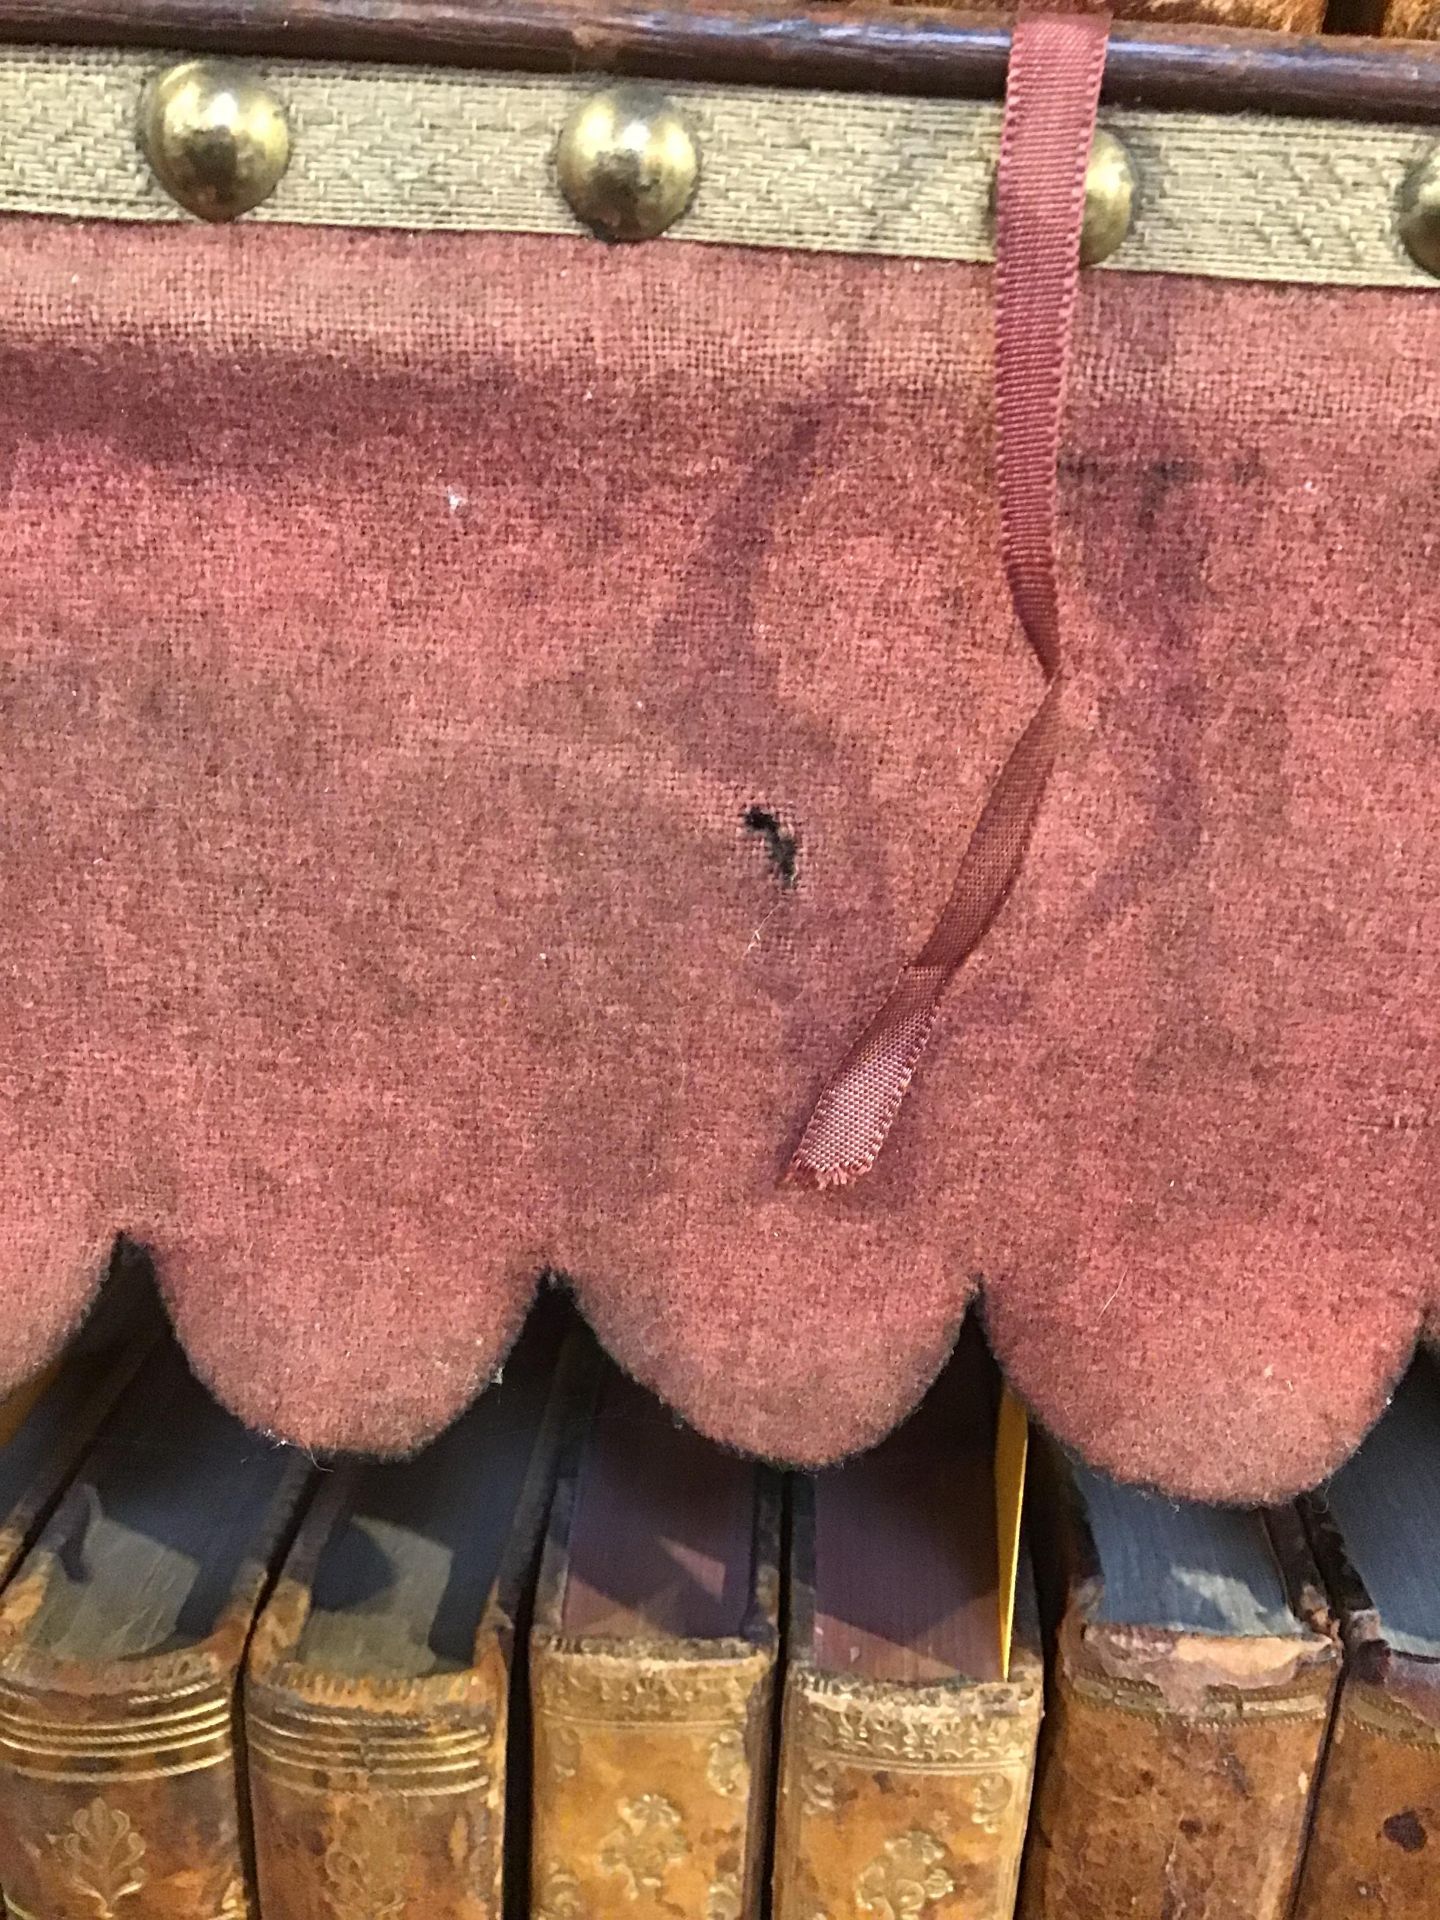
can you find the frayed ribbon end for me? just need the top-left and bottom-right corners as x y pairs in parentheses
(782, 1156), (868, 1192)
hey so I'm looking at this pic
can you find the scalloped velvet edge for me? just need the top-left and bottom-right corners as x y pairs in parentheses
(1, 1238), (1426, 1505)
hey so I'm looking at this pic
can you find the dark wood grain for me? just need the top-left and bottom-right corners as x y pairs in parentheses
(1, 0), (1440, 120)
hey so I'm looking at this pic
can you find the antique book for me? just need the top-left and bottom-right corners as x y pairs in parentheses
(1114, 0), (1324, 24)
(245, 1319), (584, 1920)
(0, 1338), (312, 1920)
(0, 1246), (162, 1591)
(772, 1345), (1043, 1920)
(1291, 1358), (1440, 1920)
(1371, 0), (1440, 36)
(529, 1367), (780, 1920)
(1018, 1446), (1340, 1920)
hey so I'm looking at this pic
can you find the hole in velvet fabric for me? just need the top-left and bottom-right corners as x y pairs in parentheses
(742, 807), (799, 890)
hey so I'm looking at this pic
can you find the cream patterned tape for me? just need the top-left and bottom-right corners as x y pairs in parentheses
(0, 42), (1434, 287)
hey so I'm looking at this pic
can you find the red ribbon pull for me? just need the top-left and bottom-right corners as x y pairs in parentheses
(786, 11), (1110, 1190)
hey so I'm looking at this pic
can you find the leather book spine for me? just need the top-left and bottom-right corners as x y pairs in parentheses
(246, 1322), (582, 1919)
(0, 1457), (311, 1920)
(0, 1664), (256, 1920)
(1291, 1490), (1440, 1919)
(530, 1634), (776, 1920)
(772, 1657), (1042, 1920)
(1017, 1611), (1338, 1918)
(1121, 0), (1327, 26)
(1379, 0), (1440, 34)
(1292, 1651), (1439, 1920)
(246, 1633), (509, 1920)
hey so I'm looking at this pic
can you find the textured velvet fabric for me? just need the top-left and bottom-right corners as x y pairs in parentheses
(1, 218), (1434, 1500)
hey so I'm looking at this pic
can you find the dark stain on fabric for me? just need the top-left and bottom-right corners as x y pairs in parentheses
(743, 806), (799, 890)
(1136, 456), (1198, 535)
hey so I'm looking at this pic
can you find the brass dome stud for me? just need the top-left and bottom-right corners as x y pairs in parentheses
(1399, 144), (1440, 279)
(555, 86), (700, 243)
(1080, 128), (1137, 269)
(140, 60), (291, 223)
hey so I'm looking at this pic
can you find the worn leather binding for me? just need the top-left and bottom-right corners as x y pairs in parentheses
(1292, 1530), (1439, 1918)
(772, 1357), (1042, 1920)
(529, 1370), (780, 1920)
(245, 1326), (582, 1920)
(0, 1340), (311, 1920)
(1172, 0), (1323, 22)
(1375, 0), (1440, 35)
(1291, 1366), (1440, 1920)
(1018, 1447), (1340, 1920)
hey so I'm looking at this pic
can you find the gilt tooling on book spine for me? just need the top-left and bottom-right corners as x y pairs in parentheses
(2, 1274), (1440, 1915)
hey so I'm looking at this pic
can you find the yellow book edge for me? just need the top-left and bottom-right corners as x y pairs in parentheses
(994, 1384), (1029, 1683)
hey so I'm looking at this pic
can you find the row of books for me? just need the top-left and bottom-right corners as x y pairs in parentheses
(862, 0), (1440, 43)
(1088, 0), (1440, 34)
(1160, 0), (1440, 38)
(0, 1255), (1433, 1919)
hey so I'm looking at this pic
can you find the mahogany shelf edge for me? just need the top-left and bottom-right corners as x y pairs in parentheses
(1, 1), (1439, 121)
